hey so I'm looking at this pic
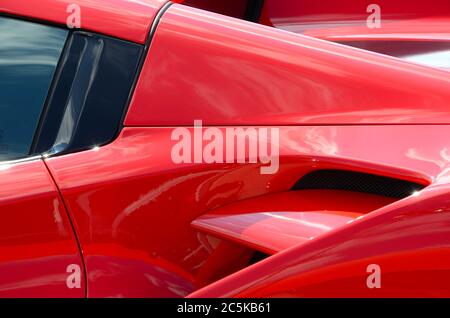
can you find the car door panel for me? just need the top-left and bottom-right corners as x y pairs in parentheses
(0, 158), (84, 297)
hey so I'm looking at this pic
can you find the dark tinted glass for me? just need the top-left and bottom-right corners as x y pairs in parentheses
(0, 17), (67, 160)
(33, 32), (143, 156)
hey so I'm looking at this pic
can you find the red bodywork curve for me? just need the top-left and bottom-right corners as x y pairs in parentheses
(0, 0), (167, 44)
(0, 160), (84, 297)
(125, 4), (450, 126)
(192, 190), (395, 254)
(264, 0), (450, 41)
(45, 125), (450, 297)
(2, 0), (450, 298)
(189, 181), (450, 298)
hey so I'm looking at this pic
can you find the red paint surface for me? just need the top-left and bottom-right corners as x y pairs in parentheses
(125, 4), (450, 126)
(189, 183), (450, 297)
(0, 159), (84, 297)
(44, 125), (450, 297)
(192, 190), (394, 254)
(2, 0), (450, 298)
(265, 0), (450, 41)
(303, 18), (450, 42)
(0, 0), (167, 44)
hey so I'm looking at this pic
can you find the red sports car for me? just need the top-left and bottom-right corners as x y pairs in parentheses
(0, 0), (449, 298)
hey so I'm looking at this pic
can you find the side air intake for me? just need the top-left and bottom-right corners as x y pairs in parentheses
(292, 169), (425, 198)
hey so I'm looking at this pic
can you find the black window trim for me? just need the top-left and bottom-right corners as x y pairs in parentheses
(29, 30), (144, 157)
(0, 1), (173, 162)
(28, 28), (73, 156)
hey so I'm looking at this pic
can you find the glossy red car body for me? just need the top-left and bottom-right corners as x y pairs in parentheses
(1, 0), (450, 298)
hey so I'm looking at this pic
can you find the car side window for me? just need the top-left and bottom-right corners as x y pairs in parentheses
(0, 16), (67, 161)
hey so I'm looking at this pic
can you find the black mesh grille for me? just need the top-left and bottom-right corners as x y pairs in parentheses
(292, 169), (425, 198)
